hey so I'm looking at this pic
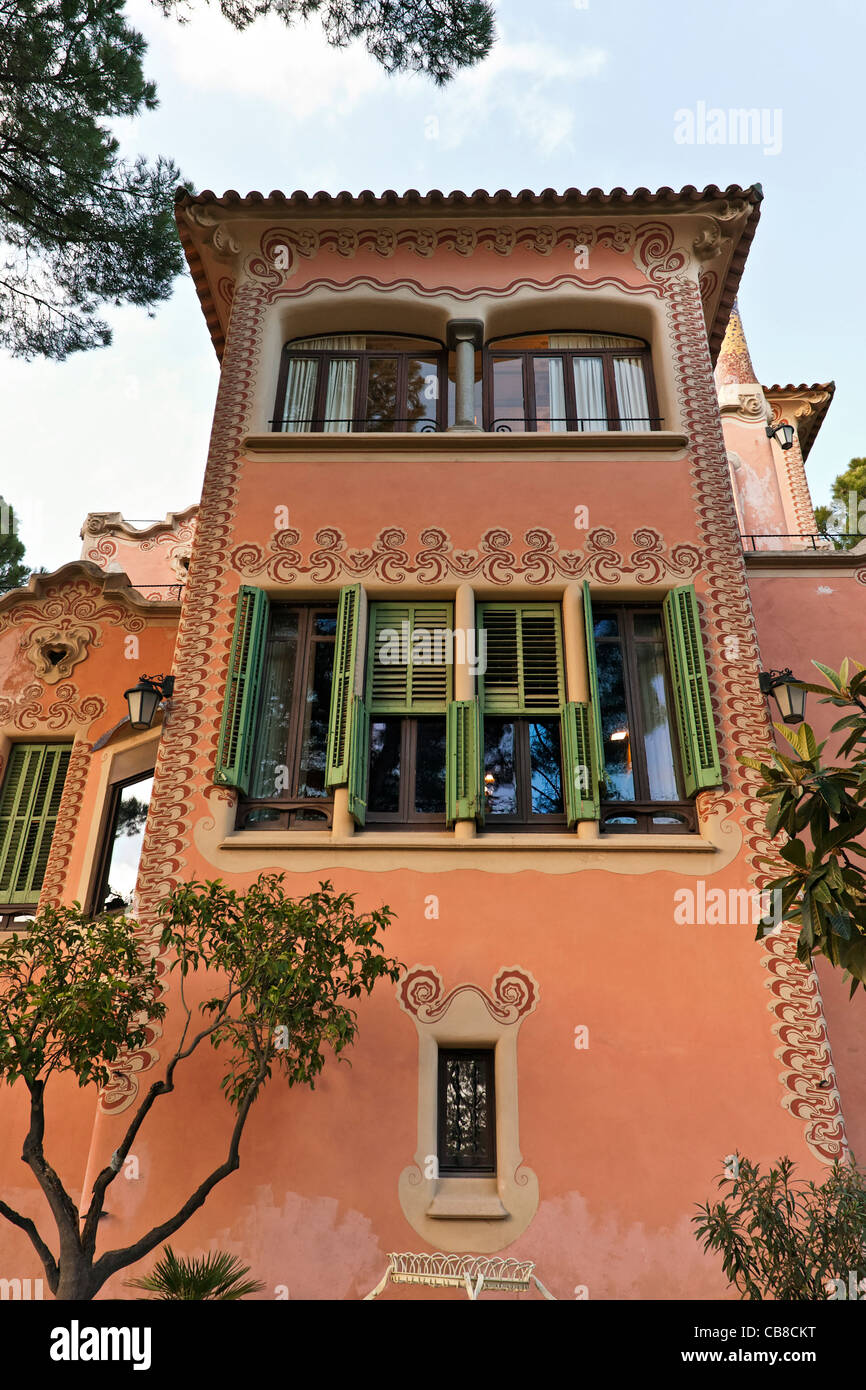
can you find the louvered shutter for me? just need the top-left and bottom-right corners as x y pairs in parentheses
(477, 603), (565, 714)
(446, 698), (483, 824)
(367, 602), (453, 713)
(662, 585), (722, 796)
(0, 743), (72, 903)
(581, 582), (605, 791)
(326, 584), (363, 788)
(215, 586), (269, 794)
(562, 702), (599, 824)
(346, 695), (369, 826)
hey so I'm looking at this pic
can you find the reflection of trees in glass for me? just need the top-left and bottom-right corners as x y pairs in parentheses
(115, 796), (148, 838)
(365, 358), (398, 428)
(484, 721), (516, 814)
(529, 721), (563, 813)
(406, 358), (438, 428)
(443, 1056), (491, 1164)
(414, 720), (446, 813)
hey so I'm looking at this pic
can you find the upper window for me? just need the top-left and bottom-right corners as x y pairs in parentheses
(485, 332), (657, 433)
(94, 771), (153, 913)
(593, 604), (693, 833)
(478, 603), (567, 830)
(0, 743), (71, 920)
(365, 602), (452, 828)
(273, 334), (447, 433)
(232, 601), (337, 830)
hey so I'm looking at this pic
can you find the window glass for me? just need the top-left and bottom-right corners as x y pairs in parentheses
(407, 357), (440, 432)
(414, 718), (447, 813)
(528, 719), (564, 812)
(491, 356), (524, 430)
(100, 775), (153, 911)
(369, 718), (401, 813)
(439, 1049), (496, 1174)
(250, 608), (299, 800)
(634, 635), (679, 800)
(364, 356), (399, 430)
(483, 719), (518, 815)
(297, 639), (334, 798)
(532, 357), (566, 433)
(595, 637), (635, 800)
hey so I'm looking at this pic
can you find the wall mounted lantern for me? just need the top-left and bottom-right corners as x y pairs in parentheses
(758, 669), (806, 725)
(766, 421), (796, 451)
(124, 674), (174, 730)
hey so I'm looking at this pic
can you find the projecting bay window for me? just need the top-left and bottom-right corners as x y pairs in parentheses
(0, 743), (71, 927)
(485, 332), (658, 432)
(216, 592), (336, 829)
(272, 335), (448, 433)
(584, 584), (722, 833)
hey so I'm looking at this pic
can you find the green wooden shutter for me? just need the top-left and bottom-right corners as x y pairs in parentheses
(346, 694), (369, 826)
(582, 582), (605, 791)
(326, 583), (362, 788)
(0, 743), (72, 903)
(446, 697), (482, 824)
(367, 602), (453, 713)
(477, 603), (565, 714)
(663, 585), (722, 796)
(215, 586), (269, 794)
(561, 702), (599, 824)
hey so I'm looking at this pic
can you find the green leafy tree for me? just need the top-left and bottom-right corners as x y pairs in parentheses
(738, 660), (866, 991)
(0, 0), (186, 359)
(127, 1245), (264, 1299)
(155, 0), (496, 84)
(0, 497), (28, 592)
(0, 874), (401, 1300)
(815, 458), (866, 551)
(694, 1154), (866, 1300)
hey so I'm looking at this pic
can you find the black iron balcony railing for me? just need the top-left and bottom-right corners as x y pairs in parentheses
(124, 582), (186, 600)
(740, 533), (862, 551)
(490, 414), (664, 432)
(268, 415), (665, 434)
(268, 417), (443, 433)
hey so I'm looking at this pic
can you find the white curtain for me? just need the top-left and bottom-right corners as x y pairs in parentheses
(544, 358), (567, 432)
(613, 355), (651, 432)
(636, 646), (679, 800)
(550, 333), (639, 349)
(571, 357), (606, 431)
(282, 335), (364, 431)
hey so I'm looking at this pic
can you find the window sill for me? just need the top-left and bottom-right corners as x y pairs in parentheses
(244, 430), (689, 457)
(426, 1179), (508, 1221)
(217, 829), (715, 851)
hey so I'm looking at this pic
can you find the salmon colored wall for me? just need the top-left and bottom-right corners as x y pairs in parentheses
(1, 204), (861, 1301)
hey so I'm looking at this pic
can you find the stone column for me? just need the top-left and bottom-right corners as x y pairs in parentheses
(446, 319), (484, 431)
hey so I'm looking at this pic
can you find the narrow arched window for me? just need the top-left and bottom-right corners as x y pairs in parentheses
(484, 331), (658, 433)
(272, 333), (447, 433)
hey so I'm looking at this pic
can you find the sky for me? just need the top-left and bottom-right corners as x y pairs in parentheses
(2, 0), (863, 571)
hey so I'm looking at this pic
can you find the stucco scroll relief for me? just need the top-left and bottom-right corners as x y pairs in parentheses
(397, 965), (540, 1255)
(232, 525), (703, 588)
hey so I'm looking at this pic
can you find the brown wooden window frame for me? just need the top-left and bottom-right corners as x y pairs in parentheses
(437, 1046), (497, 1176)
(482, 715), (568, 831)
(272, 333), (449, 433)
(483, 331), (660, 433)
(0, 904), (37, 931)
(366, 714), (447, 829)
(236, 602), (336, 831)
(594, 602), (696, 834)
